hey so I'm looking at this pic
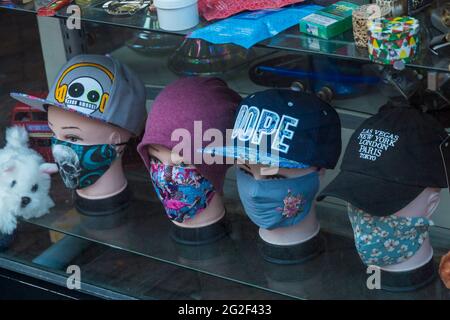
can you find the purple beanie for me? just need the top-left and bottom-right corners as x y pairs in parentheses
(137, 77), (241, 193)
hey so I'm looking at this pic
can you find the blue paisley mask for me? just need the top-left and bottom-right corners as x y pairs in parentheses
(149, 159), (216, 223)
(348, 204), (433, 267)
(51, 137), (125, 189)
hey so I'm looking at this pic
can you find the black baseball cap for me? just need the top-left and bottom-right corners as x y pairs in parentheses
(317, 106), (448, 216)
(202, 89), (342, 169)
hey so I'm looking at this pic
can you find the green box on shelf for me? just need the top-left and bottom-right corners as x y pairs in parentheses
(299, 1), (360, 39)
(300, 33), (348, 54)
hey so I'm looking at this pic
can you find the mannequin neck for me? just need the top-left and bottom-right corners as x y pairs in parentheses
(380, 188), (439, 272)
(172, 193), (225, 229)
(259, 203), (320, 246)
(381, 238), (433, 272)
(76, 157), (128, 200)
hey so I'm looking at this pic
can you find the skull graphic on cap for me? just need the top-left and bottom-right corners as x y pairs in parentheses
(54, 63), (114, 115)
(65, 77), (106, 115)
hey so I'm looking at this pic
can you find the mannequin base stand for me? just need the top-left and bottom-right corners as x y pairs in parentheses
(380, 258), (436, 292)
(170, 216), (230, 246)
(258, 232), (324, 265)
(75, 186), (131, 230)
(0, 233), (15, 252)
(174, 238), (223, 261)
(262, 254), (320, 285)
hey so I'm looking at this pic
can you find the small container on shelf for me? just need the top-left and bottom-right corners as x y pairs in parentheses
(367, 16), (420, 66)
(153, 0), (199, 31)
(299, 1), (359, 40)
(352, 4), (390, 48)
(375, 0), (406, 17)
(375, 0), (432, 16)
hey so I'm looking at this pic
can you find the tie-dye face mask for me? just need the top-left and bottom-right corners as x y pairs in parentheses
(149, 159), (216, 223)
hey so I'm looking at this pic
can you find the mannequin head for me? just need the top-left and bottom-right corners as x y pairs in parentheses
(201, 89), (340, 247)
(137, 77), (241, 228)
(48, 106), (131, 199)
(237, 164), (322, 245)
(10, 54), (147, 201)
(317, 107), (449, 277)
(147, 144), (225, 228)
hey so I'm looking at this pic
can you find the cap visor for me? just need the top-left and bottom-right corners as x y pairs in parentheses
(201, 146), (310, 169)
(10, 92), (64, 112)
(317, 171), (424, 216)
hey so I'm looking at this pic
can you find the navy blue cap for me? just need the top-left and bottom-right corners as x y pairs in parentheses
(202, 89), (342, 169)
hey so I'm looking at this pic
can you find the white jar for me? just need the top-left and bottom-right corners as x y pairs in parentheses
(154, 0), (199, 31)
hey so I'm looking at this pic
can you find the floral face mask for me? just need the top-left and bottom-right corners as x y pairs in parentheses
(235, 167), (319, 230)
(348, 204), (433, 267)
(149, 159), (216, 223)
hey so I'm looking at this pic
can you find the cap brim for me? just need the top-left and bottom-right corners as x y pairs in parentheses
(10, 92), (64, 112)
(10, 92), (112, 129)
(201, 146), (311, 169)
(317, 171), (425, 216)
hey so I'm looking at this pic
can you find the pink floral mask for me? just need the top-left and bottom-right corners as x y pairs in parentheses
(150, 159), (216, 223)
(235, 168), (319, 230)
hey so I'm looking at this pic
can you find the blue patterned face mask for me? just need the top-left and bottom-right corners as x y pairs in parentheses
(348, 204), (433, 267)
(236, 167), (319, 230)
(149, 159), (216, 223)
(51, 137), (125, 189)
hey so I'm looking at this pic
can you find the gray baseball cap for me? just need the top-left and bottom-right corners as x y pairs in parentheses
(10, 54), (147, 135)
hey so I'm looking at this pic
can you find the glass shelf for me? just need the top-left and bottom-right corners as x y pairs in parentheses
(0, 222), (288, 299)
(110, 45), (390, 117)
(18, 173), (450, 300)
(1, 0), (449, 73)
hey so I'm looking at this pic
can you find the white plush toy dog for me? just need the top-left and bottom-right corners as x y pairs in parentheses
(0, 126), (57, 235)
